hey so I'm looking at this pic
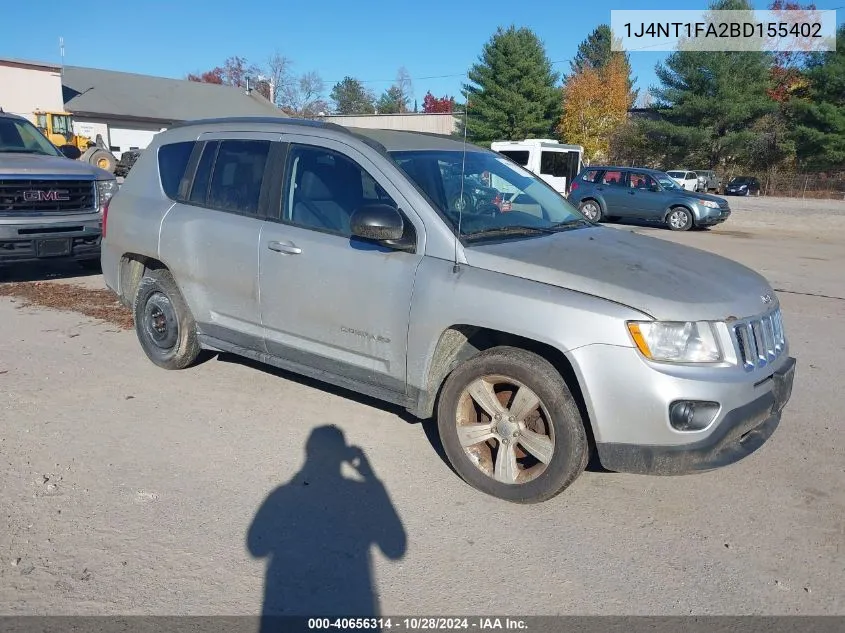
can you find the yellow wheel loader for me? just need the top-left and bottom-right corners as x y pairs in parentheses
(32, 110), (117, 173)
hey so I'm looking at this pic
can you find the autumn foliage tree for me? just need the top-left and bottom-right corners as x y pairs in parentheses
(558, 55), (631, 163)
(767, 1), (816, 103)
(422, 92), (455, 113)
(187, 56), (260, 88)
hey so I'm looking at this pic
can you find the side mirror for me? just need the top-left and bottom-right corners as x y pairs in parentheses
(350, 203), (405, 243)
(59, 144), (81, 160)
(650, 183), (661, 192)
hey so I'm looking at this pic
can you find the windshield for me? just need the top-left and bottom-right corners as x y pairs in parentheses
(730, 177), (750, 185)
(390, 150), (587, 242)
(654, 172), (680, 189)
(0, 118), (61, 156)
(666, 171), (685, 178)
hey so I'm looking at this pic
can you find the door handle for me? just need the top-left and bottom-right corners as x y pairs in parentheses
(267, 241), (301, 255)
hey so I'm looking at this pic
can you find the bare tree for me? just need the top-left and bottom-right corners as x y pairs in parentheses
(395, 66), (413, 113)
(260, 51), (294, 107)
(281, 71), (329, 117)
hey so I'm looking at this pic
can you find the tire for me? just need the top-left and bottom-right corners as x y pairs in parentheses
(77, 258), (101, 272)
(666, 206), (694, 231)
(133, 268), (201, 370)
(436, 346), (589, 504)
(450, 192), (473, 214)
(87, 148), (116, 173)
(578, 199), (603, 222)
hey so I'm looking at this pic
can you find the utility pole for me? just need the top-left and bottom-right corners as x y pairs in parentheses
(59, 36), (65, 79)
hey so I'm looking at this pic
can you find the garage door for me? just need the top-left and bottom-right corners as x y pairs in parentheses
(109, 127), (159, 158)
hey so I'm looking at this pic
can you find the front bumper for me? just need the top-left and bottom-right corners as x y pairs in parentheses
(695, 205), (731, 225)
(567, 344), (796, 475)
(0, 215), (102, 264)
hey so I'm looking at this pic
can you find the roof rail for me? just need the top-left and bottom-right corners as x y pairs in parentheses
(169, 116), (353, 135)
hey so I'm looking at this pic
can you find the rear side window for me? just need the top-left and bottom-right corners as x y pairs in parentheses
(206, 140), (270, 215)
(499, 150), (529, 166)
(158, 141), (196, 200)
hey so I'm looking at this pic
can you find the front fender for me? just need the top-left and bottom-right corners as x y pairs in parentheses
(405, 257), (648, 415)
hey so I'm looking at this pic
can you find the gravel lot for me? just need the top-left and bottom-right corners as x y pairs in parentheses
(1, 196), (843, 616)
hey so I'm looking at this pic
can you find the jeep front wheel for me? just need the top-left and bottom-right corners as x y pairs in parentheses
(437, 347), (589, 503)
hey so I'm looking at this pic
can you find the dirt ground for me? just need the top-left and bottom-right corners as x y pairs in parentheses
(1, 196), (843, 616)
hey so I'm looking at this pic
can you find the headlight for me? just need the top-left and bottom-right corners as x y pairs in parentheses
(701, 200), (719, 209)
(627, 321), (722, 363)
(96, 179), (118, 210)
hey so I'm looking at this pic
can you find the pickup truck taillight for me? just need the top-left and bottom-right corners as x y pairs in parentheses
(102, 199), (110, 239)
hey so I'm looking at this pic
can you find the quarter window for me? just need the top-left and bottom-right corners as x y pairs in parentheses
(158, 141), (196, 200)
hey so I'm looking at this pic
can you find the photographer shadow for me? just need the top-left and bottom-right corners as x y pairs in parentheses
(247, 425), (406, 632)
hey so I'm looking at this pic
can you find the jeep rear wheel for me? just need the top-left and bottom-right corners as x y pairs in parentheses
(437, 347), (589, 503)
(133, 269), (201, 370)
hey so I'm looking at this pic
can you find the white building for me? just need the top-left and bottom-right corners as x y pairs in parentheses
(319, 112), (459, 136)
(61, 66), (281, 158)
(0, 57), (283, 159)
(0, 57), (64, 118)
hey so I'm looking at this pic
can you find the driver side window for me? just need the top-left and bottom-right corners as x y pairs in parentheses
(283, 145), (398, 237)
(629, 173), (656, 190)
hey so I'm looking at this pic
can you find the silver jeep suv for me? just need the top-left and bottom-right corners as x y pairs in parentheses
(0, 112), (117, 268)
(101, 117), (796, 503)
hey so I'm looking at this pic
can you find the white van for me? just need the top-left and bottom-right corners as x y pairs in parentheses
(491, 139), (584, 195)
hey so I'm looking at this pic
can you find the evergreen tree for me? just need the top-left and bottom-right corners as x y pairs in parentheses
(646, 0), (775, 168)
(376, 86), (406, 114)
(329, 77), (376, 115)
(462, 26), (561, 143)
(791, 24), (845, 171)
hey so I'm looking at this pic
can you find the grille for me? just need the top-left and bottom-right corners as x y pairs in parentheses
(733, 307), (786, 371)
(0, 179), (96, 213)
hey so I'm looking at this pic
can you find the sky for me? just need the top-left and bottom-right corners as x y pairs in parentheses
(3, 1), (842, 109)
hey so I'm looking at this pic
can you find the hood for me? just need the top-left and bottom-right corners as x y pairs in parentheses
(465, 226), (775, 321)
(0, 152), (113, 180)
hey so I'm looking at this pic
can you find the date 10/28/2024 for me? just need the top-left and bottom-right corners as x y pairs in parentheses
(307, 617), (529, 630)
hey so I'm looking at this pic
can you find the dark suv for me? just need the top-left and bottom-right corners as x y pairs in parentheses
(568, 166), (731, 231)
(725, 176), (761, 196)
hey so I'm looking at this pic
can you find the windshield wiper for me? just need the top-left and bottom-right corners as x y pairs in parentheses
(549, 218), (591, 230)
(463, 225), (550, 241)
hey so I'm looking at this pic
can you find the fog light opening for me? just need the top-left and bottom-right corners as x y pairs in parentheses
(669, 400), (720, 431)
